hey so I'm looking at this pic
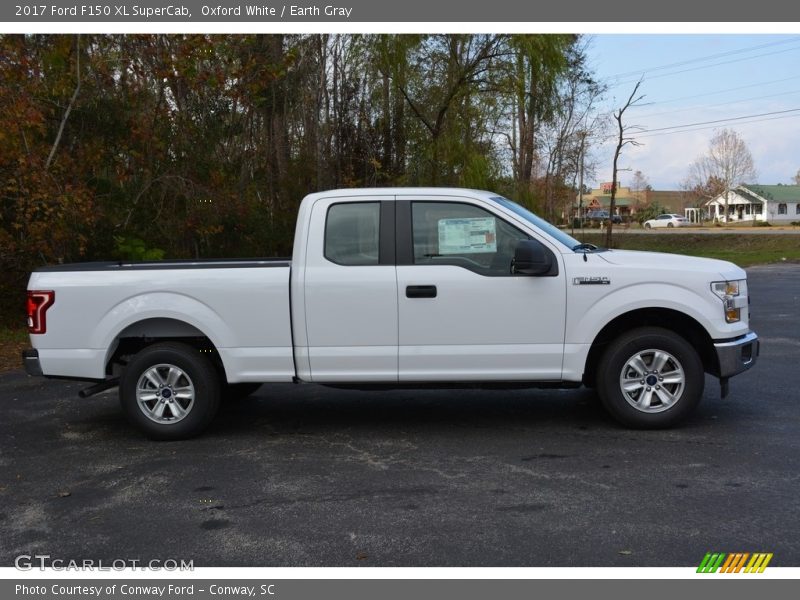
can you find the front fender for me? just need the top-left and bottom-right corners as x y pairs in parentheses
(568, 282), (729, 345)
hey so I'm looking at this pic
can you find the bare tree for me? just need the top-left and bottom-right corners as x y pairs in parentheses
(792, 168), (800, 186)
(630, 170), (649, 197)
(686, 129), (756, 223)
(606, 80), (644, 247)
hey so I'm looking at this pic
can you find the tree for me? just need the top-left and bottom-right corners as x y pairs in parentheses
(686, 129), (755, 222)
(793, 169), (800, 186)
(630, 170), (650, 197)
(634, 201), (666, 225)
(0, 33), (595, 325)
(606, 80), (644, 247)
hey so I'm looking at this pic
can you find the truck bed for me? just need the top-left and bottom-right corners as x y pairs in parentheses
(28, 259), (295, 383)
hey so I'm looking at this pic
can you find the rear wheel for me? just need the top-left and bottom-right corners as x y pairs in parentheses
(596, 327), (704, 428)
(120, 342), (221, 440)
(644, 223), (651, 229)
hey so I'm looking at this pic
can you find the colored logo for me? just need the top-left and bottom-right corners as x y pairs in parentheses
(697, 552), (773, 573)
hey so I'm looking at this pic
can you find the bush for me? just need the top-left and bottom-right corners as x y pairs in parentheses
(755, 221), (772, 227)
(114, 236), (166, 261)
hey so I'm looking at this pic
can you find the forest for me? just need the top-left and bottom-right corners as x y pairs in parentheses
(0, 34), (602, 323)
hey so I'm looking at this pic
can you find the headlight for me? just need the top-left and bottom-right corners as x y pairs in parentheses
(711, 280), (744, 323)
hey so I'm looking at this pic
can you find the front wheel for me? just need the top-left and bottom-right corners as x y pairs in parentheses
(120, 342), (221, 440)
(667, 222), (674, 228)
(596, 327), (704, 428)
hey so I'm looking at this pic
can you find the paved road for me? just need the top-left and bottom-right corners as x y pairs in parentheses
(1, 265), (798, 567)
(575, 227), (800, 235)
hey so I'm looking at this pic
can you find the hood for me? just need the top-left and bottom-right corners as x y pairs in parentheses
(597, 249), (746, 280)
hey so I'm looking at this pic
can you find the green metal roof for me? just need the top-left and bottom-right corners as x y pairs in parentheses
(734, 188), (765, 204)
(609, 198), (635, 207)
(740, 184), (800, 202)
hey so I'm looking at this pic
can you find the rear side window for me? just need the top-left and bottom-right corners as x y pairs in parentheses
(325, 202), (380, 266)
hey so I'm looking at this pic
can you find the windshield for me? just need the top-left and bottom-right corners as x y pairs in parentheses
(489, 196), (581, 250)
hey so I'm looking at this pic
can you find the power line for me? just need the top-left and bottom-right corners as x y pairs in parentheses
(635, 112), (800, 139)
(633, 89), (800, 120)
(602, 36), (800, 81)
(629, 74), (800, 108)
(640, 107), (800, 134)
(607, 44), (800, 89)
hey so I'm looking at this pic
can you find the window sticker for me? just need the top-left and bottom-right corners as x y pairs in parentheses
(437, 217), (497, 254)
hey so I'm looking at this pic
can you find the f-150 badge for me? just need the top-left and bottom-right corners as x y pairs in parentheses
(573, 277), (611, 285)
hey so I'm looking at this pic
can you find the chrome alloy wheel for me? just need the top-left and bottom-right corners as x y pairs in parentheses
(618, 349), (685, 413)
(135, 363), (195, 424)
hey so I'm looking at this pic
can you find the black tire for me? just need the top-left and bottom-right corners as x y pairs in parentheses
(667, 222), (674, 228)
(120, 342), (221, 440)
(644, 223), (651, 229)
(596, 327), (704, 429)
(223, 382), (262, 401)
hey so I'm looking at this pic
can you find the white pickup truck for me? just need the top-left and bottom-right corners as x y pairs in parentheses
(23, 188), (759, 439)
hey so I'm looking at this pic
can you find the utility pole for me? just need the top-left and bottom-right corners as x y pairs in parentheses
(574, 130), (586, 237)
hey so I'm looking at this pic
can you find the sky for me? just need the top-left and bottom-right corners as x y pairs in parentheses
(585, 34), (800, 190)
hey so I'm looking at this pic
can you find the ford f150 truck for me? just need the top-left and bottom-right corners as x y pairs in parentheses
(23, 188), (759, 439)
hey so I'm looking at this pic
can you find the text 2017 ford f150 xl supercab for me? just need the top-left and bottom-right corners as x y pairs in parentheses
(23, 188), (759, 439)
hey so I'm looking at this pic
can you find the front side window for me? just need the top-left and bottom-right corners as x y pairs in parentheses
(411, 202), (530, 276)
(325, 202), (380, 265)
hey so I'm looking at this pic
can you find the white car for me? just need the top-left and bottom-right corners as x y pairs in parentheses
(644, 214), (690, 229)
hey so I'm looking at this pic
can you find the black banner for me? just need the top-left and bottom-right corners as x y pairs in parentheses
(3, 0), (798, 22)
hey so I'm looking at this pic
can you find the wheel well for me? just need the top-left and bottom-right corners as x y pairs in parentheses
(106, 318), (225, 380)
(582, 308), (717, 387)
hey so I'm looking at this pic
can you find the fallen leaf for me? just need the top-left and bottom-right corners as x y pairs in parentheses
(356, 552), (368, 560)
(619, 550), (632, 555)
(57, 491), (71, 498)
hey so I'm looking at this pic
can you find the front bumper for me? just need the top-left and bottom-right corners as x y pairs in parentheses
(22, 348), (43, 377)
(714, 332), (759, 379)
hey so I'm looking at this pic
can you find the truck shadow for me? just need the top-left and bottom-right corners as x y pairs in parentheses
(211, 384), (614, 436)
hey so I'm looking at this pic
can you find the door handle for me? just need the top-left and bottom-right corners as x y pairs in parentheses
(406, 285), (437, 298)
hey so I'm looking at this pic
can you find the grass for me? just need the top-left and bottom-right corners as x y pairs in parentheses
(1, 234), (798, 372)
(575, 233), (800, 267)
(0, 326), (28, 373)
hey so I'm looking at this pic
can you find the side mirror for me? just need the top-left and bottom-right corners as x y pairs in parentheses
(513, 239), (556, 276)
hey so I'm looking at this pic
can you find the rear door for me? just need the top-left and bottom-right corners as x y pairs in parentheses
(302, 196), (398, 382)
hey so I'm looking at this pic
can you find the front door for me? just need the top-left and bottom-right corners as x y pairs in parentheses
(395, 197), (566, 382)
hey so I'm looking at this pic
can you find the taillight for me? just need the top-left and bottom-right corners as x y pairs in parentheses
(27, 290), (55, 334)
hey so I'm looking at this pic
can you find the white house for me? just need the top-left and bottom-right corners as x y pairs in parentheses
(705, 184), (800, 223)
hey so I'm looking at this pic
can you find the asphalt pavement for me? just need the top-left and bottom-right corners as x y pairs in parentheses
(585, 227), (800, 234)
(1, 264), (798, 567)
